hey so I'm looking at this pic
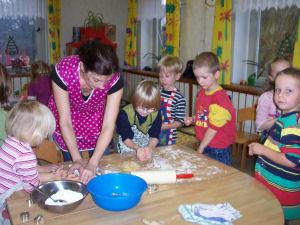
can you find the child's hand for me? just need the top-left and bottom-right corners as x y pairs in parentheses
(248, 142), (263, 156)
(63, 173), (80, 182)
(144, 146), (153, 160)
(54, 166), (67, 180)
(137, 147), (152, 161)
(197, 145), (205, 154)
(39, 164), (60, 173)
(184, 117), (193, 126)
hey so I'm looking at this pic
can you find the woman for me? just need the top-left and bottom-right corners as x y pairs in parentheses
(48, 39), (123, 184)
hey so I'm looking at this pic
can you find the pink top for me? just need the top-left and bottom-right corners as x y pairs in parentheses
(48, 55), (120, 151)
(28, 76), (51, 105)
(255, 90), (281, 132)
(0, 136), (39, 194)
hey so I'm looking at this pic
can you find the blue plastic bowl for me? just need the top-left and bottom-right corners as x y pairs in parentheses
(87, 173), (147, 211)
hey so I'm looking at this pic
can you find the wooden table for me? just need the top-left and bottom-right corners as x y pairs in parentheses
(6, 145), (284, 225)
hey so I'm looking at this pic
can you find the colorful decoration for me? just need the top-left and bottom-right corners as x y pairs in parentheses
(293, 16), (300, 68)
(165, 0), (180, 57)
(278, 32), (294, 60)
(48, 0), (61, 66)
(5, 36), (19, 56)
(124, 0), (137, 67)
(212, 0), (232, 85)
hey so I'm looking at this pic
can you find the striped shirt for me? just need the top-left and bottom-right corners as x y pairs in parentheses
(0, 136), (39, 195)
(160, 89), (186, 141)
(254, 111), (300, 220)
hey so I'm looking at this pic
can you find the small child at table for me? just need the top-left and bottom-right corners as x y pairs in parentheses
(156, 56), (186, 146)
(255, 57), (291, 143)
(249, 67), (300, 224)
(0, 63), (12, 146)
(28, 61), (51, 105)
(184, 52), (236, 165)
(0, 100), (78, 224)
(116, 80), (162, 161)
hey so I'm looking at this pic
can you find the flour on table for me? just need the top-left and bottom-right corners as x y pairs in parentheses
(122, 161), (140, 172)
(100, 146), (226, 182)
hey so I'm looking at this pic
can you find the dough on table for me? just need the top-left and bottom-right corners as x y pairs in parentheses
(122, 161), (140, 172)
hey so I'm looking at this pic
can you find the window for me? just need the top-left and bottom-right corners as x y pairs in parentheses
(232, 1), (300, 86)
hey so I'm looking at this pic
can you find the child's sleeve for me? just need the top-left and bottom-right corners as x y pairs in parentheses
(256, 93), (271, 131)
(208, 104), (232, 129)
(116, 110), (134, 141)
(149, 110), (162, 138)
(174, 94), (186, 126)
(15, 153), (40, 192)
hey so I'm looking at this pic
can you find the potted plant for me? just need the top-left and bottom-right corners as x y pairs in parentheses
(242, 60), (266, 86)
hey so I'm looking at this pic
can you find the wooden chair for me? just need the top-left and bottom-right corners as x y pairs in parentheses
(233, 107), (261, 171)
(33, 140), (58, 164)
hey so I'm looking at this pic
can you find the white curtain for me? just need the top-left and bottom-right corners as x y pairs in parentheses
(233, 0), (300, 12)
(0, 0), (47, 19)
(231, 0), (300, 84)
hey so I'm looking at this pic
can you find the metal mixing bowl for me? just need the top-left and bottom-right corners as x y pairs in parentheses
(31, 180), (88, 213)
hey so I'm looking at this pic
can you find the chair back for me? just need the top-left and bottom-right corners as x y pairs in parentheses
(237, 107), (257, 133)
(33, 140), (58, 164)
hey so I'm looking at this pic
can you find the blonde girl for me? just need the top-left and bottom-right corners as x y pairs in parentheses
(116, 80), (161, 161)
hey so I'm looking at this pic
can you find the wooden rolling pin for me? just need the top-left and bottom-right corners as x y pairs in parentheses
(131, 170), (194, 184)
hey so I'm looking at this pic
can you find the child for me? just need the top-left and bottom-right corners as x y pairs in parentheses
(184, 52), (236, 165)
(28, 61), (51, 105)
(256, 57), (291, 143)
(249, 67), (300, 223)
(156, 56), (186, 146)
(0, 63), (11, 146)
(0, 100), (78, 223)
(116, 80), (162, 161)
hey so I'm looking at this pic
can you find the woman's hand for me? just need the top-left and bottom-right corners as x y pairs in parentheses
(80, 162), (96, 184)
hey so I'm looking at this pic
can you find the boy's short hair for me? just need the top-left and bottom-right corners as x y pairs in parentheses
(193, 52), (220, 73)
(0, 63), (12, 104)
(6, 100), (56, 147)
(276, 67), (300, 87)
(157, 56), (184, 74)
(131, 80), (161, 111)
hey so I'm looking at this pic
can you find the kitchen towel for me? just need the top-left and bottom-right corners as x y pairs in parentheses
(178, 203), (242, 225)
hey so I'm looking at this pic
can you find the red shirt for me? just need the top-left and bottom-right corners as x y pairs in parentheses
(195, 87), (236, 148)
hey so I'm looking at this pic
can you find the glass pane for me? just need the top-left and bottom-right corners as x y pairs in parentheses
(259, 7), (299, 73)
(0, 17), (37, 73)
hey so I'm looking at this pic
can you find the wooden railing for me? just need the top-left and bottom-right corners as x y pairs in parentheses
(122, 69), (264, 133)
(10, 70), (264, 133)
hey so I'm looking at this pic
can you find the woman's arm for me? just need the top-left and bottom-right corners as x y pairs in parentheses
(84, 88), (123, 174)
(52, 81), (82, 163)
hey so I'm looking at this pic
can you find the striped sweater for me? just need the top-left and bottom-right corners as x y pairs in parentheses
(254, 111), (300, 220)
(160, 89), (186, 141)
(0, 136), (39, 195)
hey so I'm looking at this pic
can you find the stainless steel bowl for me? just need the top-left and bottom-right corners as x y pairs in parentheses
(31, 180), (88, 213)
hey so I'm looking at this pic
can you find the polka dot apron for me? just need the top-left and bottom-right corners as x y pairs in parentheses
(48, 55), (120, 151)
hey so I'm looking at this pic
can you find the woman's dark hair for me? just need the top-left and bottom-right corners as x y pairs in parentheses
(77, 39), (119, 76)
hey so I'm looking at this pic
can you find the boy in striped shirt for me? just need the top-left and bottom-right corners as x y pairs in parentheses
(249, 68), (300, 223)
(157, 56), (186, 146)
